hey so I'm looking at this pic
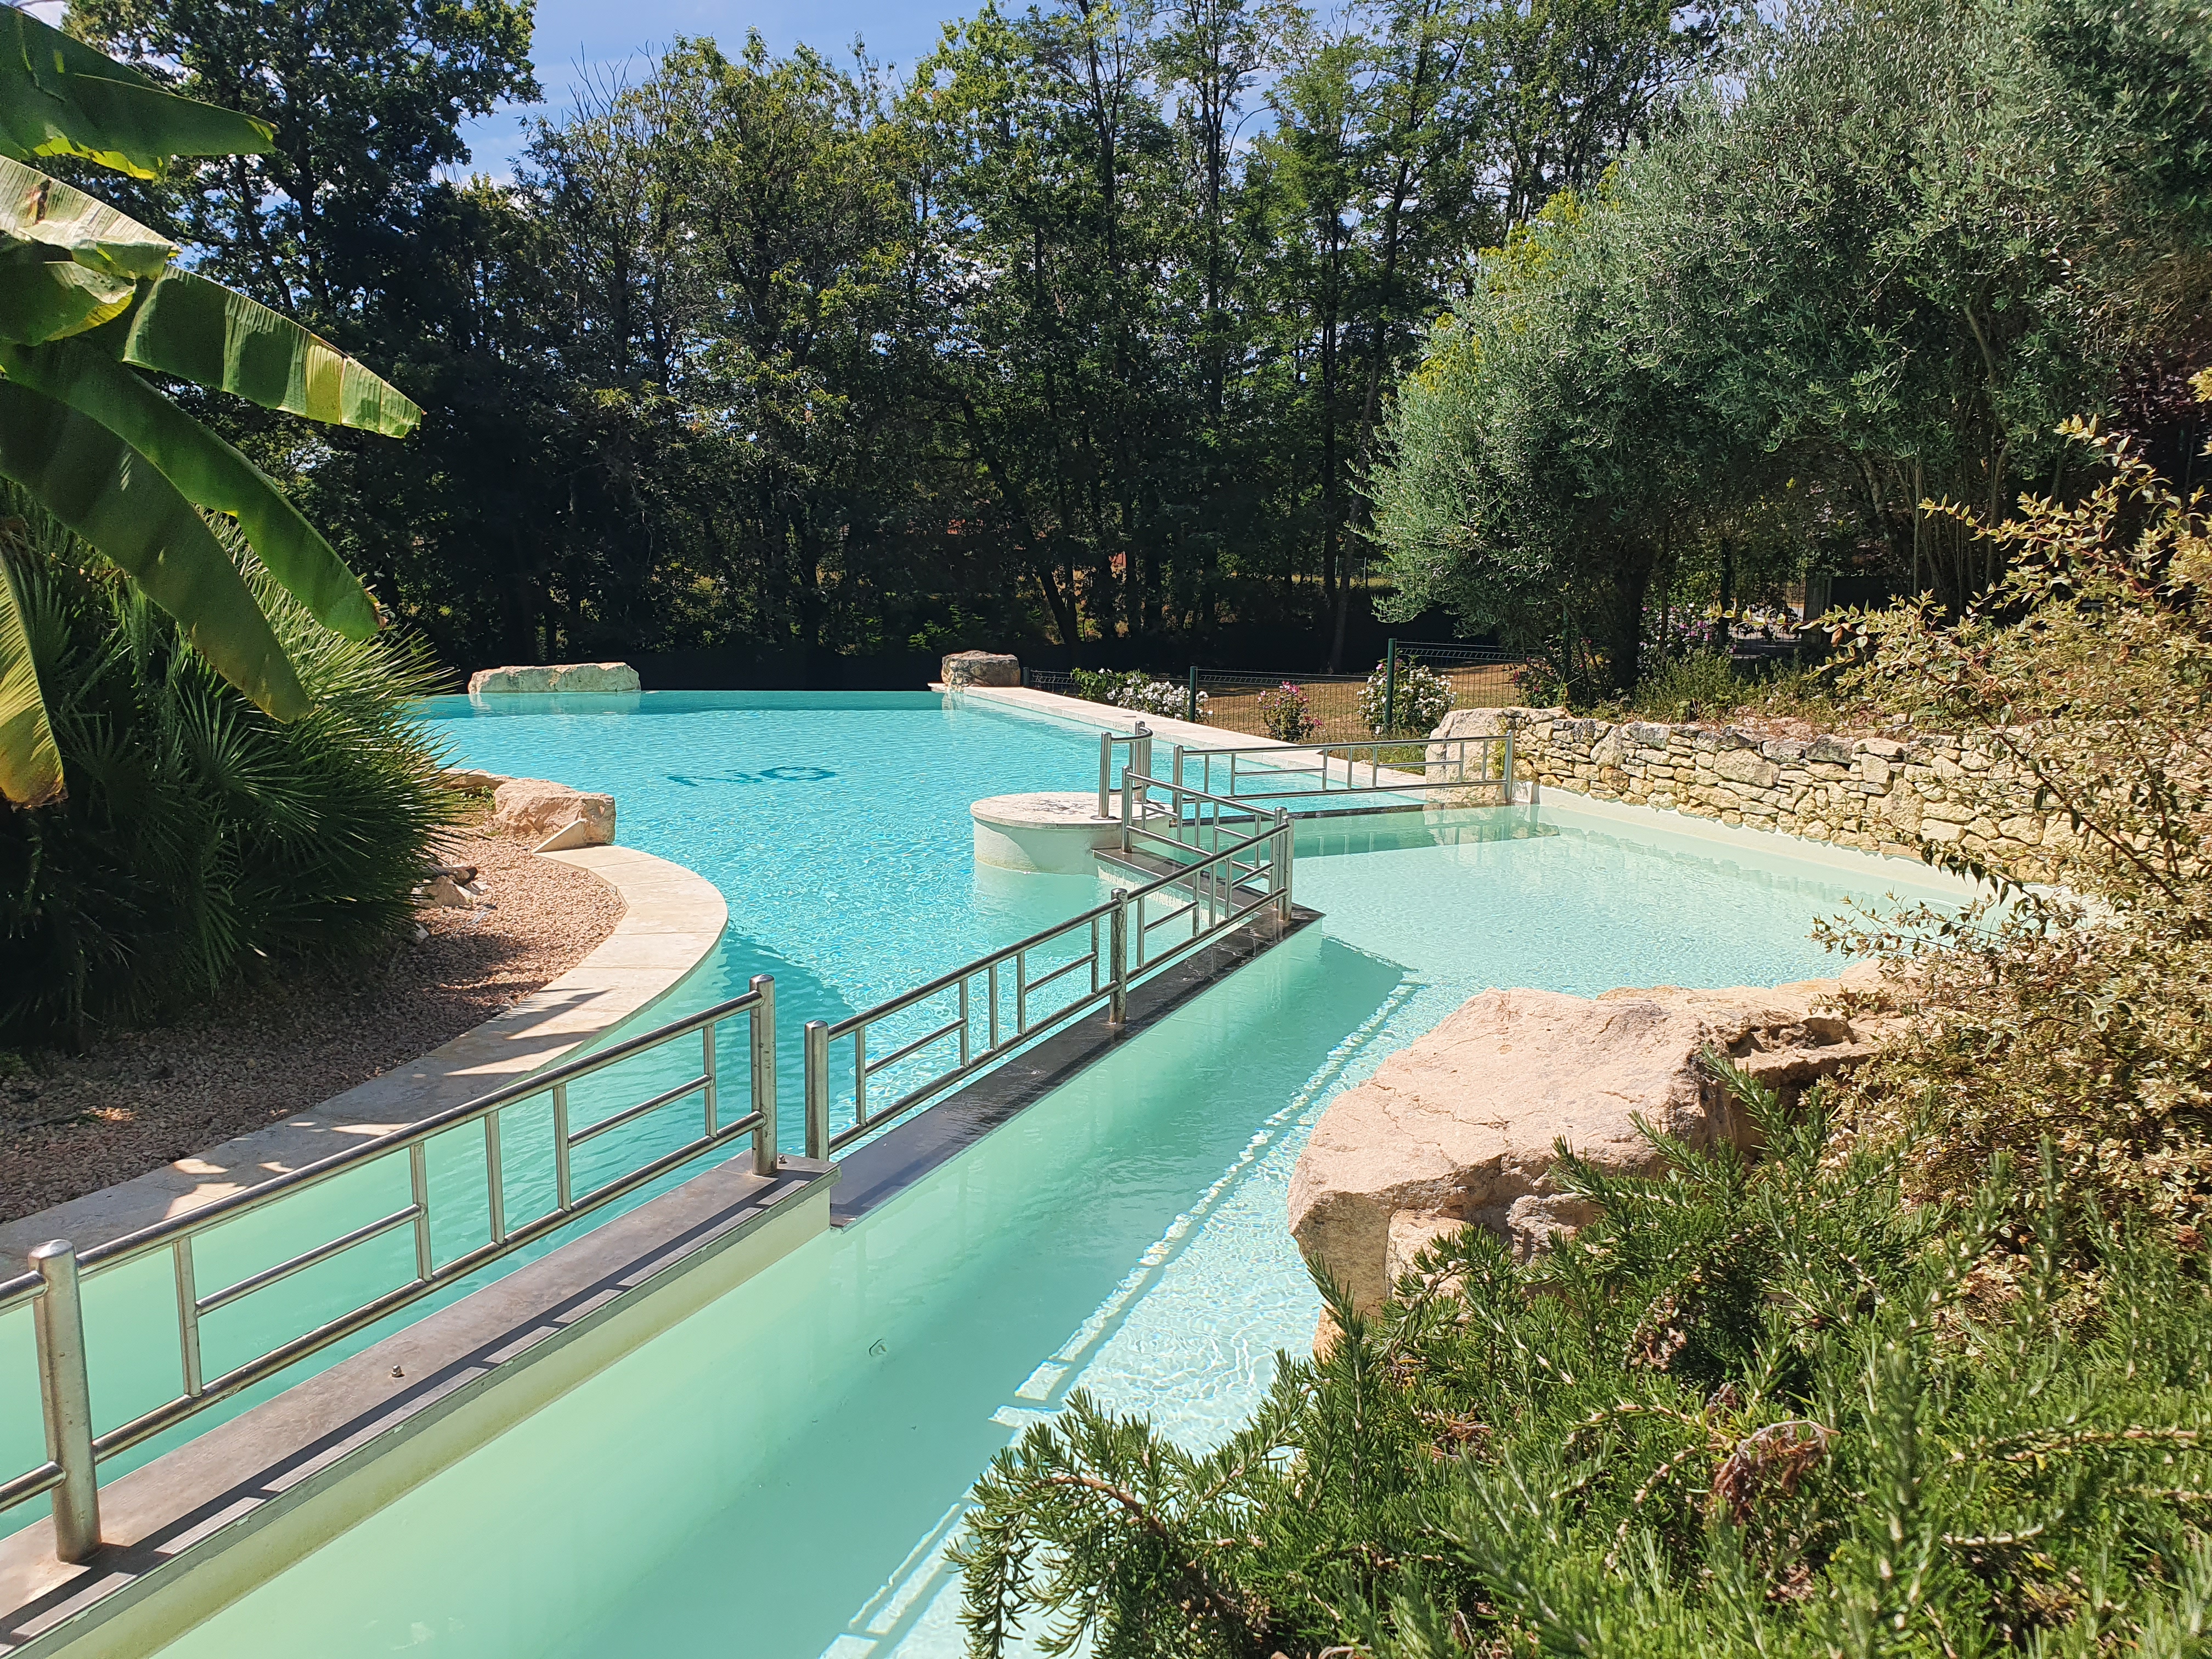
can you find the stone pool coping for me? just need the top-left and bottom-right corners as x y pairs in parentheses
(0, 844), (728, 1266)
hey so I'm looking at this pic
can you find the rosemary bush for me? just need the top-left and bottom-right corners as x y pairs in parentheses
(957, 1068), (2212, 1656)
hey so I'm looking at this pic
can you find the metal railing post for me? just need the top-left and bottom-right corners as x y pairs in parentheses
(1274, 809), (1294, 924)
(749, 975), (778, 1176)
(1503, 720), (1516, 799)
(701, 1019), (719, 1138)
(1120, 770), (1133, 851)
(30, 1240), (100, 1563)
(803, 1019), (830, 1161)
(1097, 731), (1112, 819)
(1133, 720), (1151, 782)
(1185, 666), (1199, 724)
(1108, 890), (1130, 1025)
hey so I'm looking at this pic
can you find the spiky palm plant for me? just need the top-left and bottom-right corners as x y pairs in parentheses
(0, 488), (454, 1046)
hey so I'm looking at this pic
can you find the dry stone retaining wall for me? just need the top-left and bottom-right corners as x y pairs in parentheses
(1437, 706), (2077, 877)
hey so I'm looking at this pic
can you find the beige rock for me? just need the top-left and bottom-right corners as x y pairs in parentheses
(1286, 969), (1891, 1317)
(421, 873), (480, 908)
(1385, 1209), (1468, 1294)
(491, 778), (617, 846)
(437, 767), (512, 792)
(1714, 746), (1780, 789)
(942, 650), (1021, 689)
(467, 662), (641, 695)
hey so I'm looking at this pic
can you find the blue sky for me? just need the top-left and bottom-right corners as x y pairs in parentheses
(461, 0), (962, 175)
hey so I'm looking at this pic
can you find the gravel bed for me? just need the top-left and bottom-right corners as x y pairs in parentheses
(0, 828), (624, 1228)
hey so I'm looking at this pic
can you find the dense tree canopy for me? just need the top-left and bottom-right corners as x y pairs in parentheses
(56, 0), (2211, 687)
(1370, 0), (2212, 693)
(61, 0), (1730, 675)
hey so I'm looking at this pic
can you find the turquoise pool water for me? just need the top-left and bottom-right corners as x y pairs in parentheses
(82, 692), (1966, 1659)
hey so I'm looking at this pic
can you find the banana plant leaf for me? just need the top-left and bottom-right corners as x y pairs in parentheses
(0, 380), (306, 721)
(116, 269), (422, 437)
(0, 337), (379, 639)
(0, 9), (272, 179)
(0, 154), (176, 343)
(0, 544), (61, 807)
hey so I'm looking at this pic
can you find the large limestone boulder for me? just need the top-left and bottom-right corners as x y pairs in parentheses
(491, 778), (617, 847)
(468, 662), (641, 695)
(943, 650), (1021, 690)
(1286, 969), (1891, 1316)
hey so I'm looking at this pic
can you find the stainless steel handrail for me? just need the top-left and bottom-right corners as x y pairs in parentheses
(1, 978), (782, 1561)
(802, 807), (1294, 1157)
(1096, 720), (1154, 817)
(1171, 730), (1516, 806)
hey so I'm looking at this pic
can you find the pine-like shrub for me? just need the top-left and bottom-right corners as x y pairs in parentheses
(0, 494), (458, 1047)
(956, 1065), (2212, 1657)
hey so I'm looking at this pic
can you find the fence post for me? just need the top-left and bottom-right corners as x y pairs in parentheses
(1108, 890), (1130, 1024)
(803, 1019), (830, 1161)
(1186, 666), (1198, 724)
(749, 975), (778, 1176)
(1384, 639), (1398, 738)
(30, 1240), (100, 1564)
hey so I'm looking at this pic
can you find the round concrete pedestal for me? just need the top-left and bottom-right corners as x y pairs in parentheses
(972, 791), (1121, 874)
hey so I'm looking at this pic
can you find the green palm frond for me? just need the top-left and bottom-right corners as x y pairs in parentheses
(0, 7), (272, 179)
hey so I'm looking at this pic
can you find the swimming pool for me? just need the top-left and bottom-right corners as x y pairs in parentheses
(8, 693), (1961, 1655)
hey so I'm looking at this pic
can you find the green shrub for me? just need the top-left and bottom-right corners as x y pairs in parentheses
(1255, 682), (1323, 742)
(1632, 647), (1742, 721)
(1357, 657), (1452, 736)
(0, 494), (458, 1047)
(956, 1064), (2212, 1657)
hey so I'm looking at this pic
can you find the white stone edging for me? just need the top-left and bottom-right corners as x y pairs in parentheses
(0, 845), (727, 1264)
(955, 681), (1293, 753)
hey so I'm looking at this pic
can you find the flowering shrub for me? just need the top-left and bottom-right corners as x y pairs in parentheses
(1356, 656), (1452, 736)
(1068, 668), (1207, 723)
(1255, 681), (1322, 742)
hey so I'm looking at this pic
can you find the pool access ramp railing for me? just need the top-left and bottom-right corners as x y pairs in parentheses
(804, 781), (1293, 1156)
(1, 791), (1298, 1570)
